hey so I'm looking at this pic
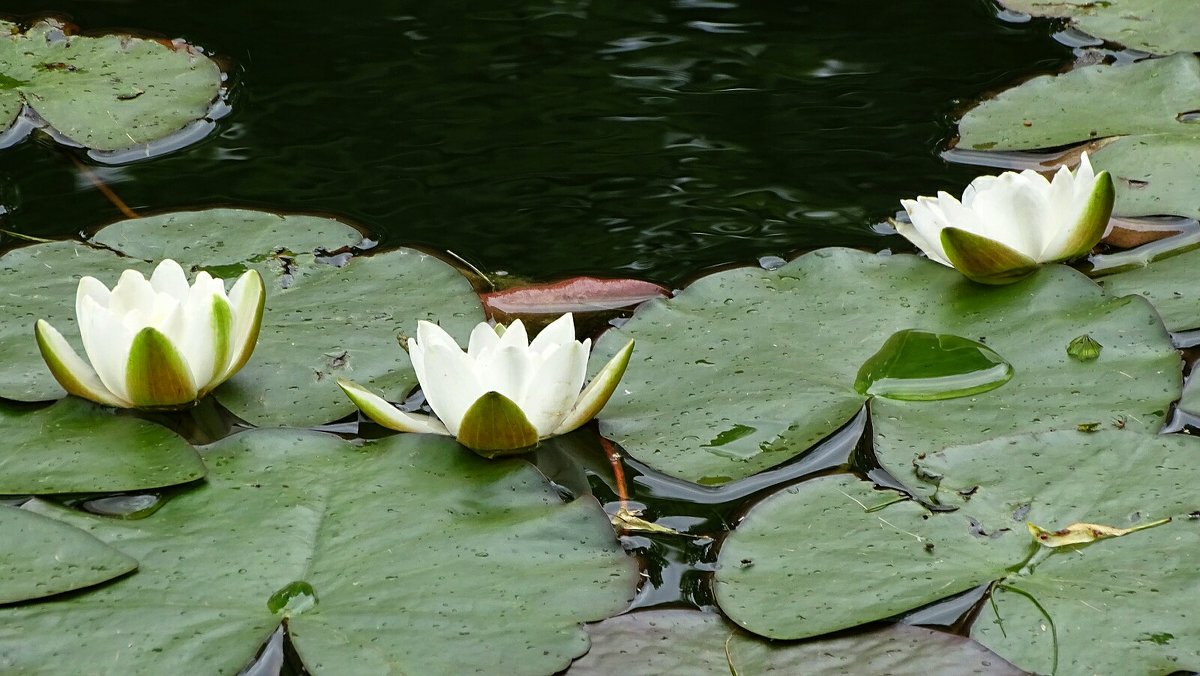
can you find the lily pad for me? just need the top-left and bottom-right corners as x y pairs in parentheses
(0, 19), (222, 154)
(0, 209), (484, 426)
(591, 248), (1178, 484)
(956, 54), (1200, 219)
(0, 429), (637, 674)
(1, 505), (136, 604)
(569, 609), (1025, 675)
(0, 398), (204, 494)
(715, 432), (1200, 673)
(1093, 245), (1200, 331)
(998, 0), (1200, 55)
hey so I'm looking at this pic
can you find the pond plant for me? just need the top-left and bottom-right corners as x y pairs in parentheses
(2, 4), (1200, 675)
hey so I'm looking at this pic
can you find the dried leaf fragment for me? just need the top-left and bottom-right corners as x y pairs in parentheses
(1027, 517), (1171, 548)
(611, 507), (681, 535)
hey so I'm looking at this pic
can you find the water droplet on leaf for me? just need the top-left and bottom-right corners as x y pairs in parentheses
(854, 329), (1013, 401)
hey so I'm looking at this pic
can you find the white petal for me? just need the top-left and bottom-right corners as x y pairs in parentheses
(497, 319), (530, 350)
(479, 344), (534, 404)
(75, 276), (111, 320)
(337, 378), (450, 435)
(969, 174), (1046, 259)
(529, 313), (575, 355)
(78, 297), (135, 403)
(418, 342), (484, 435)
(177, 278), (228, 387)
(35, 319), (130, 408)
(466, 322), (501, 359)
(901, 197), (953, 265)
(149, 259), (191, 301)
(522, 340), (588, 435)
(216, 270), (264, 380)
(106, 269), (156, 320)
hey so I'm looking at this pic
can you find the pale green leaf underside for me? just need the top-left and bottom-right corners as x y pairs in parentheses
(0, 429), (637, 675)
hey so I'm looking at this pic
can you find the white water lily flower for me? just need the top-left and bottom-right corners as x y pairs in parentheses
(338, 313), (634, 457)
(35, 259), (265, 409)
(897, 152), (1114, 284)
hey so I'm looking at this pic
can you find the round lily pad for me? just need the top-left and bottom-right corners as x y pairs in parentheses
(715, 431), (1200, 673)
(569, 609), (1024, 675)
(957, 54), (1200, 219)
(1, 505), (136, 604)
(0, 429), (637, 674)
(0, 19), (222, 154)
(998, 0), (1200, 55)
(0, 209), (485, 427)
(0, 398), (204, 494)
(591, 248), (1178, 484)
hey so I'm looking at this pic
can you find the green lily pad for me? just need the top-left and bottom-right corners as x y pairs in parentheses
(1093, 245), (1200, 331)
(569, 609), (1025, 675)
(0, 19), (222, 153)
(1, 505), (136, 604)
(0, 429), (637, 674)
(998, 0), (1200, 55)
(715, 432), (1200, 673)
(0, 398), (204, 494)
(956, 54), (1200, 219)
(0, 209), (484, 426)
(591, 248), (1178, 484)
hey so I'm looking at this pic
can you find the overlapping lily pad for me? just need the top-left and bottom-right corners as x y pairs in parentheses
(1093, 244), (1200, 331)
(1, 505), (136, 604)
(0, 398), (203, 494)
(0, 429), (637, 674)
(0, 19), (222, 154)
(569, 609), (1024, 675)
(591, 248), (1178, 484)
(714, 432), (1200, 673)
(0, 209), (484, 426)
(998, 0), (1200, 55)
(956, 54), (1200, 219)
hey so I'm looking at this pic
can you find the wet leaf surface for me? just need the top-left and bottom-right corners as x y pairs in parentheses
(0, 398), (203, 494)
(0, 505), (136, 604)
(569, 609), (1026, 675)
(997, 0), (1200, 55)
(0, 19), (221, 154)
(591, 248), (1178, 484)
(0, 429), (638, 674)
(715, 431), (1200, 673)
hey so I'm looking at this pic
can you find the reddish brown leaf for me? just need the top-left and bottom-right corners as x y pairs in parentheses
(481, 276), (669, 317)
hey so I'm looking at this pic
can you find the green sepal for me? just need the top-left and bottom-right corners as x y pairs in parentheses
(455, 391), (539, 458)
(1053, 170), (1114, 262)
(125, 327), (198, 409)
(940, 228), (1040, 285)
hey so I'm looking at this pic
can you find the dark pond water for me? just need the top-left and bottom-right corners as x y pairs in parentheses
(1, 1), (1088, 672)
(0, 0), (1070, 285)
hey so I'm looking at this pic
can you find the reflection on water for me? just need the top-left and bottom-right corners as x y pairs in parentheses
(0, 0), (1068, 283)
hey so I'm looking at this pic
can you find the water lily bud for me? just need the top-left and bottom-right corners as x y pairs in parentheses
(35, 259), (265, 409)
(897, 152), (1114, 284)
(338, 313), (634, 458)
